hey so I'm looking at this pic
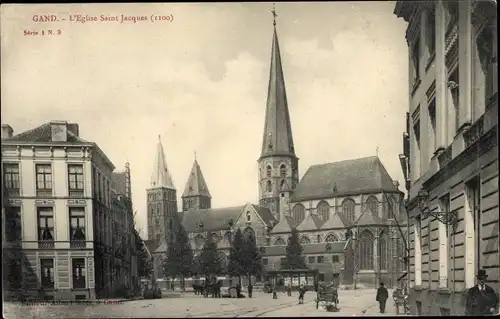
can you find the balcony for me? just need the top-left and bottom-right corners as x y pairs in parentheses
(5, 188), (20, 197)
(464, 115), (485, 148)
(38, 240), (55, 249)
(437, 146), (452, 168)
(69, 189), (84, 198)
(36, 189), (53, 197)
(70, 240), (86, 249)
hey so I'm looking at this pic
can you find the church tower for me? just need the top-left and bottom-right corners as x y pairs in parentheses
(258, 10), (299, 220)
(182, 154), (211, 211)
(147, 136), (179, 247)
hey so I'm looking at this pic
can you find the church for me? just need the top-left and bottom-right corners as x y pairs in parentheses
(145, 17), (407, 288)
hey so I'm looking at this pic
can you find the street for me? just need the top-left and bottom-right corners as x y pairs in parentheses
(3, 290), (400, 318)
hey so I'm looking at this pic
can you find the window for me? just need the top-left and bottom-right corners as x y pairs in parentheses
(274, 238), (285, 246)
(444, 1), (459, 34)
(325, 234), (338, 242)
(156, 234), (161, 242)
(358, 230), (374, 270)
(68, 164), (84, 197)
(300, 236), (311, 244)
(262, 258), (269, 265)
(266, 180), (272, 193)
(243, 227), (255, 242)
(448, 69), (460, 133)
(317, 256), (324, 263)
(466, 177), (481, 277)
(412, 107), (421, 179)
(414, 216), (423, 285)
(332, 255), (340, 263)
(155, 219), (160, 227)
(280, 258), (286, 265)
(366, 196), (378, 216)
(72, 258), (86, 289)
(3, 163), (20, 196)
(246, 211), (251, 222)
(69, 207), (86, 248)
(5, 206), (22, 242)
(317, 201), (330, 222)
(169, 219), (173, 229)
(426, 6), (436, 56)
(280, 164), (286, 177)
(428, 98), (437, 153)
(317, 234), (321, 243)
(280, 179), (286, 191)
(266, 237), (270, 246)
(342, 199), (356, 223)
(36, 164), (52, 196)
(195, 235), (205, 249)
(292, 204), (306, 224)
(40, 258), (54, 288)
(266, 165), (272, 177)
(378, 231), (388, 271)
(411, 38), (420, 85)
(318, 274), (325, 281)
(37, 207), (54, 248)
(308, 256), (315, 263)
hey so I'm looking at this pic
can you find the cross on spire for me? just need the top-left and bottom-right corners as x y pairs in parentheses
(376, 145), (379, 157)
(271, 3), (277, 26)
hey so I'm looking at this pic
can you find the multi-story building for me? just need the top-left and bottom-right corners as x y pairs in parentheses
(1, 120), (137, 300)
(394, 0), (498, 315)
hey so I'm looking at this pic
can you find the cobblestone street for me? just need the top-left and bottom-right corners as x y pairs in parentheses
(3, 290), (402, 318)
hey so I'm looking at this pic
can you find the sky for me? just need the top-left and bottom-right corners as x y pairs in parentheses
(1, 2), (409, 239)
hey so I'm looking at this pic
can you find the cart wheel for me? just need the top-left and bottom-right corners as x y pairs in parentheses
(316, 298), (319, 309)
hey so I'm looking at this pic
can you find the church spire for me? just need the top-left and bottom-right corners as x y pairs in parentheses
(260, 7), (296, 159)
(182, 156), (211, 199)
(150, 135), (175, 189)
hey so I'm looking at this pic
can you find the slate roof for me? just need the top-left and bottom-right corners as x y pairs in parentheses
(181, 206), (244, 233)
(145, 240), (159, 256)
(271, 215), (297, 234)
(320, 212), (352, 230)
(150, 136), (175, 189)
(291, 156), (399, 202)
(182, 159), (211, 198)
(251, 204), (277, 226)
(111, 171), (127, 196)
(355, 208), (385, 226)
(5, 122), (87, 143)
(154, 239), (168, 254)
(296, 213), (323, 231)
(261, 242), (346, 257)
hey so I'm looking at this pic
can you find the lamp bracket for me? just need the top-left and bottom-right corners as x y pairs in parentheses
(421, 209), (458, 229)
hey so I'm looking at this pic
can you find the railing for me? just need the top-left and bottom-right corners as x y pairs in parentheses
(464, 115), (485, 148)
(36, 189), (53, 197)
(38, 240), (55, 249)
(5, 188), (20, 197)
(437, 145), (452, 168)
(69, 190), (84, 197)
(70, 240), (86, 248)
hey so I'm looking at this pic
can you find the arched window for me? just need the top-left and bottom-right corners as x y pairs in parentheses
(266, 165), (272, 177)
(243, 227), (255, 242)
(378, 231), (388, 271)
(292, 204), (306, 224)
(317, 201), (330, 222)
(299, 236), (311, 244)
(366, 196), (379, 216)
(169, 219), (173, 229)
(324, 234), (338, 242)
(195, 235), (205, 249)
(211, 232), (222, 244)
(280, 164), (287, 177)
(156, 234), (161, 242)
(266, 180), (272, 192)
(280, 179), (286, 191)
(246, 211), (251, 222)
(342, 198), (356, 223)
(274, 238), (286, 245)
(358, 230), (374, 270)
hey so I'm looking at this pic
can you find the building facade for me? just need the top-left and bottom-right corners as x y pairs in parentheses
(145, 18), (407, 288)
(394, 0), (498, 315)
(1, 121), (138, 300)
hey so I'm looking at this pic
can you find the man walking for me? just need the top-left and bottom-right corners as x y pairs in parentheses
(248, 283), (253, 298)
(466, 269), (499, 315)
(376, 282), (389, 314)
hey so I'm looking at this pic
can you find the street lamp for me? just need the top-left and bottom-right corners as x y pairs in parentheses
(416, 189), (458, 230)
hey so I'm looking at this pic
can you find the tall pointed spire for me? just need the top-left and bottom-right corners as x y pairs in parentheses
(182, 157), (211, 198)
(260, 7), (296, 159)
(150, 135), (175, 189)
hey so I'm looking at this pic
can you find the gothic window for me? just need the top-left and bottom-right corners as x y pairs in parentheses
(317, 234), (321, 243)
(317, 201), (330, 222)
(280, 164), (287, 177)
(292, 204), (306, 224)
(358, 230), (374, 270)
(274, 238), (286, 246)
(266, 165), (272, 178)
(280, 179), (286, 191)
(169, 219), (173, 230)
(224, 232), (232, 244)
(246, 211), (251, 222)
(243, 227), (255, 242)
(342, 198), (356, 223)
(156, 234), (161, 242)
(299, 236), (311, 244)
(366, 196), (379, 217)
(266, 180), (272, 193)
(211, 232), (222, 244)
(444, 1), (459, 33)
(155, 219), (160, 227)
(325, 234), (338, 242)
(378, 231), (388, 271)
(195, 235), (205, 249)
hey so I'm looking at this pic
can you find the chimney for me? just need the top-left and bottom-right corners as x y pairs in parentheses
(50, 121), (68, 142)
(1, 124), (14, 139)
(67, 123), (79, 137)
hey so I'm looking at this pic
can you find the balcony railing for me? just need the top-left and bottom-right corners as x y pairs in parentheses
(464, 115), (485, 148)
(70, 240), (86, 248)
(5, 188), (20, 197)
(38, 240), (55, 249)
(69, 189), (84, 197)
(36, 189), (53, 197)
(437, 145), (452, 168)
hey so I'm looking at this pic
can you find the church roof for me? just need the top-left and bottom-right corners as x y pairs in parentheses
(181, 206), (245, 233)
(153, 239), (168, 254)
(150, 136), (175, 190)
(320, 212), (352, 230)
(296, 214), (323, 231)
(182, 158), (211, 198)
(291, 156), (399, 202)
(271, 215), (297, 234)
(145, 239), (160, 256)
(260, 25), (296, 159)
(4, 122), (87, 144)
(261, 242), (346, 256)
(355, 208), (385, 226)
(250, 204), (276, 226)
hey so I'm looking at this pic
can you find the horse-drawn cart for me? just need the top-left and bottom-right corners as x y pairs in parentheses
(315, 283), (339, 312)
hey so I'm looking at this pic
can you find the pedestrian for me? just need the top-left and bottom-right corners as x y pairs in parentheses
(298, 284), (306, 304)
(376, 282), (389, 314)
(236, 281), (242, 298)
(272, 285), (278, 299)
(466, 269), (499, 315)
(287, 283), (292, 297)
(248, 283), (253, 298)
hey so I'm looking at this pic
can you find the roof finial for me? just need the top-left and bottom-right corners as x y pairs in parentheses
(271, 3), (277, 26)
(194, 150), (197, 160)
(158, 134), (161, 141)
(376, 145), (379, 157)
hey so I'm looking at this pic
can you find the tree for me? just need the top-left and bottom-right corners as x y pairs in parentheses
(282, 228), (307, 269)
(228, 229), (245, 284)
(162, 224), (194, 290)
(243, 232), (262, 283)
(133, 228), (152, 278)
(199, 234), (223, 278)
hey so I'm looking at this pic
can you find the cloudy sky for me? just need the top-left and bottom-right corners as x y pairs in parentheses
(1, 2), (409, 238)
